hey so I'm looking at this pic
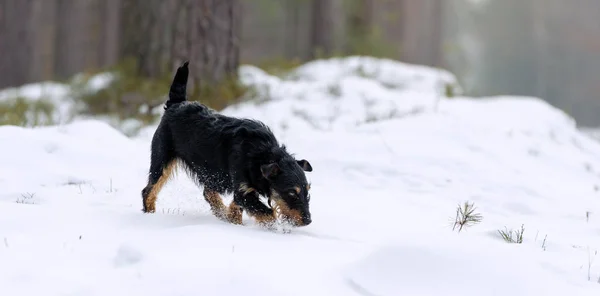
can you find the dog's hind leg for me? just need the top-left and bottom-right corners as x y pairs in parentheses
(141, 124), (176, 213)
(141, 160), (177, 213)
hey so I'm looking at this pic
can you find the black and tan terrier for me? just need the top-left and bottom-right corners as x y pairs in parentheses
(141, 61), (313, 227)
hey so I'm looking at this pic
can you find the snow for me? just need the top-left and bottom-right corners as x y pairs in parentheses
(2, 56), (600, 295)
(345, 238), (587, 296)
(229, 56), (460, 132)
(581, 127), (600, 142)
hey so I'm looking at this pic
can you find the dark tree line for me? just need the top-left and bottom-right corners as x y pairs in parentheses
(0, 0), (446, 90)
(7, 0), (599, 127)
(0, 0), (244, 96)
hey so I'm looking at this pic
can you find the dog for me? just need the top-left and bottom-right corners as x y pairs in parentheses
(141, 61), (313, 227)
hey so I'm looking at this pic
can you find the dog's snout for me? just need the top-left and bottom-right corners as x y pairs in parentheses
(302, 214), (312, 226)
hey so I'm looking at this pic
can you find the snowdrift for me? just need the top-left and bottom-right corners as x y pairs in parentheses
(0, 120), (145, 194)
(2, 56), (600, 295)
(345, 237), (588, 296)
(224, 56), (460, 132)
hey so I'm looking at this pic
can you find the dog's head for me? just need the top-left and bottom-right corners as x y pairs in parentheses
(261, 157), (313, 227)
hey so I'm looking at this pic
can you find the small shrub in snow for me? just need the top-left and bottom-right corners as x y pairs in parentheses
(71, 60), (246, 128)
(444, 83), (456, 98)
(498, 224), (525, 244)
(161, 208), (185, 216)
(16, 192), (36, 205)
(253, 56), (303, 77)
(452, 201), (483, 232)
(0, 97), (56, 127)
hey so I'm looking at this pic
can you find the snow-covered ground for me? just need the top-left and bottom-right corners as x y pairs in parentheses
(581, 127), (600, 142)
(2, 56), (600, 295)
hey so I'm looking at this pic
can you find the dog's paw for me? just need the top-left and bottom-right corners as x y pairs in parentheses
(259, 218), (294, 234)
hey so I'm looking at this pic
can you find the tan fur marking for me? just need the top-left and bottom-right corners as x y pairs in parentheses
(225, 201), (243, 225)
(306, 183), (311, 191)
(144, 160), (178, 213)
(294, 186), (301, 194)
(271, 189), (303, 226)
(238, 182), (256, 195)
(247, 211), (277, 227)
(203, 189), (226, 220)
(272, 199), (303, 226)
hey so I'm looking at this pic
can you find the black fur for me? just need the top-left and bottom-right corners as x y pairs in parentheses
(142, 61), (313, 226)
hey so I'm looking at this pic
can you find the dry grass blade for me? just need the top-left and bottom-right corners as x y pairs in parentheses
(498, 224), (525, 244)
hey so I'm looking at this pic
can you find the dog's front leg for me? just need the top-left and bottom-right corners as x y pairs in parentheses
(224, 200), (243, 225)
(232, 190), (276, 227)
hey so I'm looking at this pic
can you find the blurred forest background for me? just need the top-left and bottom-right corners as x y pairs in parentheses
(1, 0), (600, 127)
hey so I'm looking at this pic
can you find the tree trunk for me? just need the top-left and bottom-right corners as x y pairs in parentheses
(0, 0), (35, 88)
(121, 0), (242, 109)
(54, 0), (96, 79)
(97, 0), (122, 68)
(120, 0), (165, 78)
(430, 0), (444, 68)
(399, 0), (446, 67)
(30, 0), (58, 82)
(310, 0), (334, 59)
(345, 0), (374, 55)
(187, 0), (240, 84)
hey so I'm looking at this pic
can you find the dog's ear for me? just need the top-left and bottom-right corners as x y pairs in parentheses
(297, 159), (312, 172)
(261, 163), (280, 179)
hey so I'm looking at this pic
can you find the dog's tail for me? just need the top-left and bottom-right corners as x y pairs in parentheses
(165, 61), (189, 110)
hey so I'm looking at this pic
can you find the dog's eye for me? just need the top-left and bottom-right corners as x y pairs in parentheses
(288, 191), (296, 197)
